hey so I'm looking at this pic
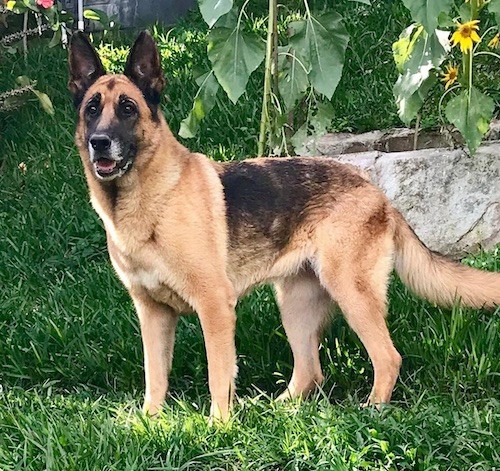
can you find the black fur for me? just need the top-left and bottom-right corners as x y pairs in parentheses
(123, 31), (165, 122)
(83, 93), (139, 173)
(221, 158), (365, 250)
(68, 32), (106, 108)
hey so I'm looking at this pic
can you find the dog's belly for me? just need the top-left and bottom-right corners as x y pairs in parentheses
(228, 238), (315, 297)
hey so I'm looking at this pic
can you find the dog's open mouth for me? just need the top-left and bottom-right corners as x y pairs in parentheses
(94, 158), (117, 175)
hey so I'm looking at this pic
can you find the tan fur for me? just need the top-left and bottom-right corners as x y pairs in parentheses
(71, 36), (500, 421)
(392, 210), (500, 309)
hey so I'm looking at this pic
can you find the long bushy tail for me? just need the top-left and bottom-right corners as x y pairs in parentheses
(391, 209), (500, 309)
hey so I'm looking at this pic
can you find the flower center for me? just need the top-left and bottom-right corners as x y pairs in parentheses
(461, 26), (472, 37)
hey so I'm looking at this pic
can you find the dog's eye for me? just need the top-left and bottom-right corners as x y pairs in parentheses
(86, 104), (99, 116)
(120, 102), (136, 117)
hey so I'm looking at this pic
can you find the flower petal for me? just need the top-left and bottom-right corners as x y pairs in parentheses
(470, 31), (481, 43)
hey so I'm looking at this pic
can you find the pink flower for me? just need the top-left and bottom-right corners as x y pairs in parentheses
(36, 0), (54, 9)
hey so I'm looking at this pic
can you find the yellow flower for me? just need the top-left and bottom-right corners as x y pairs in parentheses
(441, 64), (459, 90)
(488, 33), (499, 49)
(450, 20), (481, 53)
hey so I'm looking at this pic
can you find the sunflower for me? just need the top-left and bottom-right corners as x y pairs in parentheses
(450, 20), (481, 53)
(441, 64), (459, 90)
(488, 33), (499, 49)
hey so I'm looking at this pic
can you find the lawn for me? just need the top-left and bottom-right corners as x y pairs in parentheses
(0, 2), (499, 469)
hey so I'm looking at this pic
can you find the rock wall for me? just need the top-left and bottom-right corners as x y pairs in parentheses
(302, 130), (500, 257)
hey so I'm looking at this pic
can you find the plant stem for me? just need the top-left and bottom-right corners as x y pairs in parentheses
(463, 0), (480, 117)
(23, 12), (28, 64)
(258, 0), (277, 157)
(413, 113), (420, 150)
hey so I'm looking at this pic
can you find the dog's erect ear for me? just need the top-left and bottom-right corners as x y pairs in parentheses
(68, 32), (106, 107)
(124, 31), (165, 106)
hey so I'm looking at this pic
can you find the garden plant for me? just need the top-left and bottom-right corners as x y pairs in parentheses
(394, 0), (500, 154)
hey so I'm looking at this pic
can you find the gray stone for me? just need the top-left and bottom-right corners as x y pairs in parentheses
(315, 131), (384, 155)
(316, 140), (500, 257)
(307, 127), (465, 156)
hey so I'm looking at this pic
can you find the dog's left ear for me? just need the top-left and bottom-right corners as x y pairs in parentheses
(124, 31), (165, 106)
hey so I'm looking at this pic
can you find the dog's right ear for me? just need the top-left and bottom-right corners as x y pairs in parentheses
(68, 32), (106, 107)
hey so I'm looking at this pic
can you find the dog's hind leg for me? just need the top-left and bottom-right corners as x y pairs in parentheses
(274, 269), (331, 401)
(315, 222), (401, 406)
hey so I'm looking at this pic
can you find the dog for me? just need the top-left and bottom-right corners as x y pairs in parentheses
(69, 30), (500, 422)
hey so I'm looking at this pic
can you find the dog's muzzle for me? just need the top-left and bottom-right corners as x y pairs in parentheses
(88, 133), (131, 180)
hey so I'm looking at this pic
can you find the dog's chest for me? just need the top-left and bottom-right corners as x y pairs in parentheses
(111, 244), (192, 314)
(131, 265), (192, 313)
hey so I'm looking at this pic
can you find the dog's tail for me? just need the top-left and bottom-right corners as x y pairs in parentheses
(391, 209), (500, 309)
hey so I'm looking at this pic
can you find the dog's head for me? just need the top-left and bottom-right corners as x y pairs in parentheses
(69, 31), (165, 181)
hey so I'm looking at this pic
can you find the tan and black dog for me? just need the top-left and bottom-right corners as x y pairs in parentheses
(69, 31), (500, 421)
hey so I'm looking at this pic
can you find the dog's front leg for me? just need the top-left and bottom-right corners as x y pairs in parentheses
(131, 289), (179, 416)
(196, 289), (237, 423)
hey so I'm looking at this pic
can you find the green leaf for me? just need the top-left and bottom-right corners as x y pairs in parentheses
(398, 75), (436, 125)
(393, 28), (450, 125)
(32, 90), (55, 116)
(349, 0), (371, 4)
(278, 47), (309, 111)
(289, 12), (349, 99)
(48, 27), (62, 48)
(437, 12), (454, 28)
(207, 27), (265, 104)
(488, 0), (500, 29)
(16, 75), (32, 87)
(179, 72), (219, 139)
(401, 0), (453, 33)
(290, 122), (309, 155)
(199, 0), (233, 28)
(213, 7), (238, 29)
(290, 102), (334, 154)
(6, 1), (27, 13)
(393, 24), (422, 73)
(310, 102), (334, 136)
(445, 87), (494, 155)
(459, 2), (472, 22)
(84, 9), (108, 24)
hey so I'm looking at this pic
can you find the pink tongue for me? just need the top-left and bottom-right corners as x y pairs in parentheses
(96, 159), (116, 172)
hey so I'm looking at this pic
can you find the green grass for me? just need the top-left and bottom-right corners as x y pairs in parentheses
(0, 2), (499, 469)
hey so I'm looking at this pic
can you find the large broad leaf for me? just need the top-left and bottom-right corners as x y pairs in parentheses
(488, 0), (500, 28)
(179, 72), (219, 138)
(393, 24), (423, 73)
(278, 46), (309, 111)
(289, 12), (349, 99)
(207, 27), (265, 104)
(199, 0), (233, 28)
(445, 87), (494, 155)
(397, 75), (436, 125)
(402, 0), (453, 33)
(393, 26), (450, 125)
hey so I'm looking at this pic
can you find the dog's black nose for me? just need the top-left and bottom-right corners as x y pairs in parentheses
(90, 134), (111, 152)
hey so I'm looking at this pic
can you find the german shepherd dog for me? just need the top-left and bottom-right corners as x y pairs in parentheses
(69, 31), (500, 421)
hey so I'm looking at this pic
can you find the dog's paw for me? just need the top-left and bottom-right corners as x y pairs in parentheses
(142, 400), (162, 417)
(208, 402), (230, 426)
